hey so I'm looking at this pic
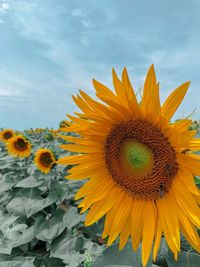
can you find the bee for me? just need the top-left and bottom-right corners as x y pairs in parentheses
(164, 163), (174, 177)
(158, 184), (165, 198)
(181, 149), (190, 154)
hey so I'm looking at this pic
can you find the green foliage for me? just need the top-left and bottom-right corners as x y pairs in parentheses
(0, 129), (102, 267)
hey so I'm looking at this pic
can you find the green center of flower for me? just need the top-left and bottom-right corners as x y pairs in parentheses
(126, 142), (151, 169)
(120, 140), (153, 176)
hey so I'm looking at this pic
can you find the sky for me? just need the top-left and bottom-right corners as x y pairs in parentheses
(1, 0), (200, 130)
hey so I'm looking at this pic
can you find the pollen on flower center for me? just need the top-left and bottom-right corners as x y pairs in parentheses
(104, 119), (179, 200)
(120, 140), (153, 176)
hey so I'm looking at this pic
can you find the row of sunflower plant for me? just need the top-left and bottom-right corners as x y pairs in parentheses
(0, 127), (104, 267)
(0, 65), (200, 267)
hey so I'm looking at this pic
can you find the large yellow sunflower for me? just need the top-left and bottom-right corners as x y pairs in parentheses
(7, 135), (31, 158)
(58, 65), (200, 266)
(0, 129), (15, 143)
(34, 148), (56, 174)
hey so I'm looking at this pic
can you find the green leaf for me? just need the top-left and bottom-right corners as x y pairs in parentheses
(0, 213), (19, 232)
(50, 233), (86, 267)
(50, 233), (76, 259)
(0, 238), (12, 254)
(0, 255), (35, 267)
(167, 250), (200, 267)
(12, 226), (35, 248)
(6, 188), (58, 217)
(194, 176), (200, 185)
(14, 176), (42, 188)
(33, 257), (64, 267)
(63, 207), (86, 229)
(0, 173), (16, 193)
(92, 242), (153, 267)
(34, 210), (67, 243)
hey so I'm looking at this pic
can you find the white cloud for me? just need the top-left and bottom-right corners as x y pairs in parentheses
(0, 1), (9, 13)
(71, 9), (86, 18)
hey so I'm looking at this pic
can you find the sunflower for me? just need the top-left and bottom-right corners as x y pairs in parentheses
(58, 65), (200, 266)
(0, 129), (15, 143)
(34, 148), (56, 174)
(7, 135), (31, 158)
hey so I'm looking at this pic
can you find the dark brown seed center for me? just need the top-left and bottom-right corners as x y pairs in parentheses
(14, 138), (28, 151)
(4, 131), (12, 139)
(104, 119), (178, 200)
(40, 152), (53, 167)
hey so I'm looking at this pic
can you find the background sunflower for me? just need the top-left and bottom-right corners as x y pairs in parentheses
(7, 135), (31, 158)
(0, 129), (15, 143)
(34, 148), (56, 174)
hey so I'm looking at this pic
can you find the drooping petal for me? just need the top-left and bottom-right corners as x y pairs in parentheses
(85, 188), (125, 226)
(119, 214), (131, 250)
(130, 200), (145, 251)
(153, 219), (162, 262)
(106, 194), (133, 246)
(156, 192), (180, 255)
(142, 201), (156, 267)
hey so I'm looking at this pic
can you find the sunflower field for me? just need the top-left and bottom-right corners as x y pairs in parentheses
(0, 124), (199, 267)
(0, 67), (200, 267)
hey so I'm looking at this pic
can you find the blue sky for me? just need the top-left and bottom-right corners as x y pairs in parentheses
(1, 0), (200, 130)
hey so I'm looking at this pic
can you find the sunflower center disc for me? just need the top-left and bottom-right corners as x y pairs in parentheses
(105, 119), (178, 200)
(4, 132), (12, 139)
(40, 152), (53, 167)
(14, 139), (28, 151)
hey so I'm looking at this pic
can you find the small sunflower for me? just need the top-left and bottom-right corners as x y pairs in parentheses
(7, 135), (31, 158)
(0, 129), (15, 143)
(34, 148), (56, 174)
(58, 65), (200, 266)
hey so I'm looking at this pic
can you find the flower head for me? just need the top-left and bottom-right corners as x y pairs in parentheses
(7, 135), (31, 158)
(34, 148), (56, 174)
(0, 129), (15, 143)
(58, 65), (200, 266)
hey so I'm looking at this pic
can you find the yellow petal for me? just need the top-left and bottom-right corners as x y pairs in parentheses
(72, 94), (93, 114)
(162, 81), (190, 120)
(121, 67), (141, 115)
(112, 68), (128, 105)
(188, 139), (200, 151)
(130, 200), (145, 251)
(172, 178), (200, 228)
(61, 143), (103, 153)
(93, 78), (116, 99)
(170, 119), (192, 132)
(176, 157), (200, 195)
(74, 176), (112, 200)
(79, 181), (115, 213)
(141, 65), (161, 117)
(85, 187), (124, 226)
(142, 201), (156, 267)
(153, 219), (162, 262)
(179, 154), (200, 176)
(119, 214), (131, 250)
(106, 195), (132, 246)
(156, 192), (180, 253)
